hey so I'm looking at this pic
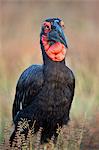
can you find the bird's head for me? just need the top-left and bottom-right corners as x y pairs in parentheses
(40, 18), (68, 62)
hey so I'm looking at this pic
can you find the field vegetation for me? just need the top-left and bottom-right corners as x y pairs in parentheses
(0, 1), (99, 149)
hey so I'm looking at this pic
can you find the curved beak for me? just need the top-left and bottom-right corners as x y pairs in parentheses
(48, 22), (68, 48)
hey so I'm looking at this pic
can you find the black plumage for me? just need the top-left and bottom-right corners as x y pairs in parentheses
(10, 18), (75, 144)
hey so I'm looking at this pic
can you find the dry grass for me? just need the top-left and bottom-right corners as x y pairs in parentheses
(0, 1), (99, 150)
(1, 117), (99, 150)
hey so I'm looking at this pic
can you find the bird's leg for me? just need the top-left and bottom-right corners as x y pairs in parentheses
(35, 127), (43, 150)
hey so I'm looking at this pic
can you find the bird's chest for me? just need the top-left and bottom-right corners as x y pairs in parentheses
(38, 72), (69, 114)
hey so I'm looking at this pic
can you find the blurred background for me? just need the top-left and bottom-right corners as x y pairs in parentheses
(0, 0), (99, 147)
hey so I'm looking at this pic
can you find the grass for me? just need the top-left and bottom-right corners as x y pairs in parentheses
(0, 1), (99, 149)
(0, 116), (99, 150)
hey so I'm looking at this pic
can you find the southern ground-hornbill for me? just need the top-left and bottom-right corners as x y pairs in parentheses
(10, 18), (75, 145)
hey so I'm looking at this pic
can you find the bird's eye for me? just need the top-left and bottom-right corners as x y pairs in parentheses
(43, 22), (51, 30)
(43, 22), (51, 33)
(60, 21), (65, 29)
(45, 25), (50, 30)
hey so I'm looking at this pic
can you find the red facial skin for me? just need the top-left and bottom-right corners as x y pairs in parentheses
(43, 22), (51, 34)
(42, 22), (67, 62)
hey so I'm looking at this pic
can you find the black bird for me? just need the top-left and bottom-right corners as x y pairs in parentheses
(10, 18), (75, 144)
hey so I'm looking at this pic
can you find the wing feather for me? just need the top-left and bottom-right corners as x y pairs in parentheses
(12, 65), (43, 122)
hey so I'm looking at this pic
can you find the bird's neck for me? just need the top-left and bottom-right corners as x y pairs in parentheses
(41, 41), (65, 66)
(41, 42), (66, 81)
(43, 56), (65, 67)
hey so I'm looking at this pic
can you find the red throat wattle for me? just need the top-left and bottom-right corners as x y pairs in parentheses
(42, 35), (67, 61)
